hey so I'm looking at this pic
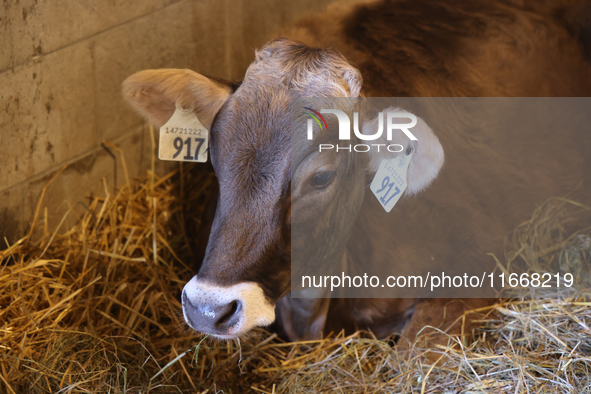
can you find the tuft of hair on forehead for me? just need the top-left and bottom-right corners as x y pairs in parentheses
(246, 38), (362, 98)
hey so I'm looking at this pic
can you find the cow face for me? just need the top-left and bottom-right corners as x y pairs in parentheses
(122, 38), (444, 339)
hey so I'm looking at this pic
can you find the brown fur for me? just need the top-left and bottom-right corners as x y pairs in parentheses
(122, 0), (591, 350)
(277, 0), (591, 347)
(122, 69), (232, 130)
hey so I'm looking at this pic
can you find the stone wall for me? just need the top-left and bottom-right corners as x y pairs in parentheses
(0, 0), (337, 242)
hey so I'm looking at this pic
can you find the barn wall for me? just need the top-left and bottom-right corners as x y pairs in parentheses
(0, 0), (338, 242)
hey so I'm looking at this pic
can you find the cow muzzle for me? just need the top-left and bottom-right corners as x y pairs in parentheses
(181, 277), (276, 338)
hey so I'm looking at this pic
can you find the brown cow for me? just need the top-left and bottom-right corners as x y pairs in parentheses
(122, 0), (591, 346)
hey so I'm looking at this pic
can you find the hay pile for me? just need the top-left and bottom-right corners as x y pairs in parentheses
(1, 148), (591, 393)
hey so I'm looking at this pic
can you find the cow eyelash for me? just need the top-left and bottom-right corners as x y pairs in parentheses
(310, 170), (336, 188)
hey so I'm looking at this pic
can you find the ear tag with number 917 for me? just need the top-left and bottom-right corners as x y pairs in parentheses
(370, 149), (414, 213)
(159, 104), (208, 162)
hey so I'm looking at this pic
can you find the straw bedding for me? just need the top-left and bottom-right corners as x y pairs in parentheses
(1, 148), (590, 393)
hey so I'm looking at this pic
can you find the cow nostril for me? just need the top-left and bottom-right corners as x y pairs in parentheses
(215, 300), (240, 328)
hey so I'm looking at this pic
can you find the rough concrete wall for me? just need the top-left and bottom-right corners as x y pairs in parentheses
(0, 0), (338, 243)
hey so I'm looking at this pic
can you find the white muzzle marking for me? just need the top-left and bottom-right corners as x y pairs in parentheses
(182, 276), (276, 338)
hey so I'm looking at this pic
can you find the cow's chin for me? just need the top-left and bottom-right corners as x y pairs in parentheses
(181, 277), (276, 339)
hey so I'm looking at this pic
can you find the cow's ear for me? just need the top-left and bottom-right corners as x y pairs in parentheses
(362, 108), (445, 195)
(122, 69), (232, 129)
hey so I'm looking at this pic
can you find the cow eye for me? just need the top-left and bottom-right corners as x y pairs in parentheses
(310, 170), (335, 188)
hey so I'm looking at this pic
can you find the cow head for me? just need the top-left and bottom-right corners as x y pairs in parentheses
(122, 38), (444, 339)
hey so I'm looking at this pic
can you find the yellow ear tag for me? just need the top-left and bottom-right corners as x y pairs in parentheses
(158, 103), (208, 162)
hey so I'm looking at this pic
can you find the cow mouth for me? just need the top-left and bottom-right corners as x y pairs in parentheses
(181, 277), (276, 338)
